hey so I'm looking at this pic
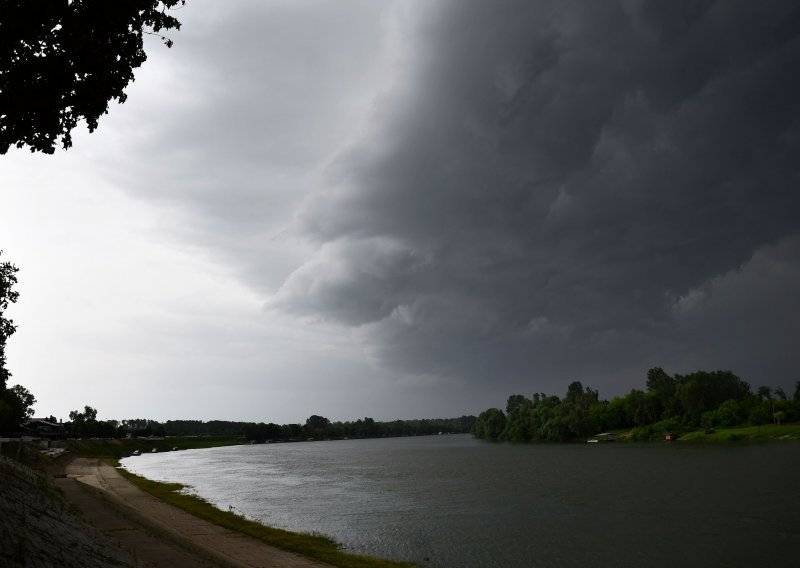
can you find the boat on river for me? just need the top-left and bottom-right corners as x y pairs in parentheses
(587, 432), (616, 443)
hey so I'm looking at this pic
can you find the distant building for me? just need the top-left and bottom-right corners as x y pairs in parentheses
(664, 433), (678, 442)
(23, 418), (66, 440)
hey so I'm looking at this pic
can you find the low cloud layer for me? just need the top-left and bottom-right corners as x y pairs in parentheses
(272, 0), (800, 393)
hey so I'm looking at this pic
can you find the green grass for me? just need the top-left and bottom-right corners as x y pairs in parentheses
(676, 422), (800, 442)
(116, 466), (417, 568)
(64, 436), (243, 459)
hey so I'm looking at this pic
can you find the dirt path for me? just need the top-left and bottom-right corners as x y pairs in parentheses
(61, 458), (331, 568)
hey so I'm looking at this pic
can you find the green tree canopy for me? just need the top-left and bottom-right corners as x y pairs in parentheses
(0, 0), (184, 154)
(0, 251), (19, 391)
(473, 408), (506, 440)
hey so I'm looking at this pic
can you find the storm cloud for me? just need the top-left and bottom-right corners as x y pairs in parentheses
(9, 1), (798, 423)
(272, 0), (800, 393)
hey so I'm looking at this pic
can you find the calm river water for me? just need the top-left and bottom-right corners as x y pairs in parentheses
(120, 435), (799, 567)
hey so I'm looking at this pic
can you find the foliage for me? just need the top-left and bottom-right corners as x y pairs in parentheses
(244, 415), (476, 443)
(473, 408), (507, 440)
(0, 0), (184, 154)
(54, 408), (475, 446)
(0, 252), (32, 434)
(630, 418), (684, 442)
(0, 251), (19, 391)
(0, 383), (36, 433)
(678, 423), (800, 442)
(474, 383), (602, 443)
(9, 385), (35, 420)
(67, 405), (104, 437)
(64, 436), (242, 459)
(473, 367), (800, 443)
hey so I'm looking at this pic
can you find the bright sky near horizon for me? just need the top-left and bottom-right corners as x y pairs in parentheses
(2, 0), (799, 424)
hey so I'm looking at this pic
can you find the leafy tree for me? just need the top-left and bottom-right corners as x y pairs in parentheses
(558, 381), (600, 439)
(69, 405), (99, 437)
(305, 414), (331, 430)
(710, 399), (747, 428)
(305, 414), (331, 439)
(0, 251), (19, 391)
(645, 367), (677, 419)
(524, 394), (560, 441)
(473, 408), (506, 440)
(0, 383), (36, 433)
(603, 396), (631, 429)
(9, 384), (35, 420)
(622, 389), (659, 427)
(501, 394), (533, 441)
(353, 417), (379, 438)
(0, 0), (184, 154)
(749, 404), (771, 429)
(0, 252), (24, 434)
(244, 422), (283, 442)
(675, 370), (751, 426)
(70, 405), (98, 422)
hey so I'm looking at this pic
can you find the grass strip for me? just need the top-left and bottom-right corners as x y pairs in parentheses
(116, 466), (417, 568)
(64, 436), (244, 459)
(677, 422), (800, 442)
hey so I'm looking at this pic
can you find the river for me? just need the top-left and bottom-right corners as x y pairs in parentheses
(120, 434), (799, 567)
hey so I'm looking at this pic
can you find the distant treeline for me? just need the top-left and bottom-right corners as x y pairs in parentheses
(57, 408), (476, 442)
(243, 415), (477, 442)
(473, 368), (800, 443)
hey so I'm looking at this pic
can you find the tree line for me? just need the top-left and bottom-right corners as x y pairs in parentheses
(473, 368), (800, 442)
(244, 414), (477, 443)
(37, 405), (477, 443)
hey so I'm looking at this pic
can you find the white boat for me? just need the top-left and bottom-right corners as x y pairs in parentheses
(587, 432), (616, 443)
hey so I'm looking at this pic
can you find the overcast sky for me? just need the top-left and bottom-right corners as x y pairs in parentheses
(2, 0), (799, 423)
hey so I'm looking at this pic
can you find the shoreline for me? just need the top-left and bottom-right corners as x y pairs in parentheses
(65, 457), (415, 568)
(65, 457), (332, 567)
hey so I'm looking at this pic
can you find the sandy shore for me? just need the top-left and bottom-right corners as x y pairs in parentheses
(61, 458), (331, 568)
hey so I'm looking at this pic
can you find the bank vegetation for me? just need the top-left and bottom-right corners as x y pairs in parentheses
(473, 368), (800, 442)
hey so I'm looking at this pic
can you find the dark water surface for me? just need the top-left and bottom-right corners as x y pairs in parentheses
(120, 435), (799, 567)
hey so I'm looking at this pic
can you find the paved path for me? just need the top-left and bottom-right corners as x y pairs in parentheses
(62, 458), (331, 568)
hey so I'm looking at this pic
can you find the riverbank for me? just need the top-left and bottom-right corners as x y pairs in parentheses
(2, 440), (415, 568)
(675, 422), (800, 442)
(116, 465), (415, 568)
(0, 454), (134, 567)
(61, 435), (245, 459)
(597, 422), (800, 443)
(66, 457), (334, 567)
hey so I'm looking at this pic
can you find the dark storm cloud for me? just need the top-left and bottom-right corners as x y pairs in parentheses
(94, 0), (395, 292)
(275, 0), (800, 392)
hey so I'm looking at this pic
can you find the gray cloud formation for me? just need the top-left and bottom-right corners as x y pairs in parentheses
(95, 0), (398, 292)
(273, 0), (800, 393)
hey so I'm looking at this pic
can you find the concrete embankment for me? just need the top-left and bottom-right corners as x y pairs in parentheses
(0, 454), (133, 567)
(1, 447), (333, 568)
